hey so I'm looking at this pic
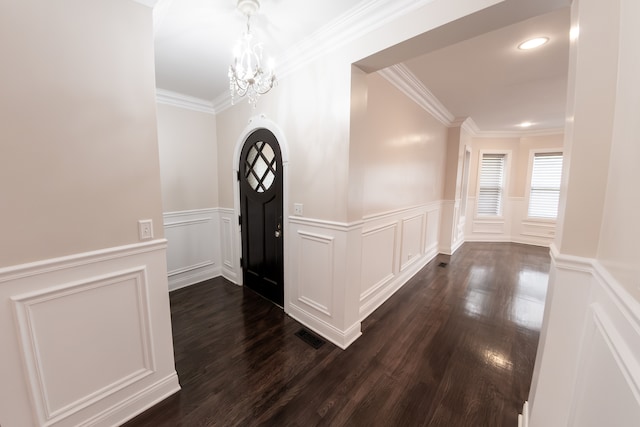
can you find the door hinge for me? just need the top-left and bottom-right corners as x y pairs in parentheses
(240, 257), (243, 268)
(237, 170), (240, 181)
(238, 215), (242, 226)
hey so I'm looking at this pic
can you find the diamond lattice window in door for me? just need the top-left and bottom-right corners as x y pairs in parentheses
(245, 140), (276, 193)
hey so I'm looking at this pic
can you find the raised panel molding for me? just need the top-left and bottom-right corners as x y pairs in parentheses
(163, 208), (221, 291)
(465, 197), (556, 247)
(360, 222), (397, 302)
(296, 230), (334, 316)
(218, 208), (239, 284)
(11, 268), (155, 425)
(359, 203), (441, 321)
(0, 240), (180, 427)
(471, 219), (505, 235)
(400, 214), (425, 271)
(527, 248), (640, 426)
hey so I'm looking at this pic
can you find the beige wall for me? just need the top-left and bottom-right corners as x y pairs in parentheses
(215, 1), (504, 223)
(596, 0), (640, 300)
(156, 103), (218, 212)
(0, 0), (164, 267)
(360, 72), (448, 216)
(216, 51), (354, 222)
(468, 134), (564, 199)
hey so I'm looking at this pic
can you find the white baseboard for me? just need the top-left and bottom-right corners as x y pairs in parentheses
(164, 208), (222, 291)
(79, 372), (180, 427)
(168, 264), (221, 292)
(287, 304), (362, 350)
(518, 401), (529, 427)
(221, 266), (238, 285)
(359, 244), (438, 321)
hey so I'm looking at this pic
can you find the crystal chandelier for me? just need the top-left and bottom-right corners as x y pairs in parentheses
(228, 0), (276, 107)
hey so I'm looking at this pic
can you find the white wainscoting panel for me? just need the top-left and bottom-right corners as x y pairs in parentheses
(527, 247), (640, 426)
(438, 200), (463, 255)
(359, 203), (441, 321)
(465, 197), (556, 247)
(0, 241), (180, 427)
(163, 209), (220, 291)
(360, 223), (397, 301)
(287, 217), (363, 349)
(400, 214), (425, 271)
(218, 208), (239, 284)
(11, 268), (154, 423)
(297, 231), (334, 316)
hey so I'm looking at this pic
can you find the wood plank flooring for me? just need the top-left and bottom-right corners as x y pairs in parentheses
(124, 242), (549, 426)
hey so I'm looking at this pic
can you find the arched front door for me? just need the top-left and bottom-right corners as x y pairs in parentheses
(239, 128), (284, 306)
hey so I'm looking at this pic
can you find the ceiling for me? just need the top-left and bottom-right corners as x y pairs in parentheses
(153, 0), (570, 134)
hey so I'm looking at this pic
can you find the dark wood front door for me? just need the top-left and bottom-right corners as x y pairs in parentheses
(239, 129), (284, 306)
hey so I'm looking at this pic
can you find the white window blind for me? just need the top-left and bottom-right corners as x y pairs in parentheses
(528, 152), (563, 219)
(477, 153), (506, 216)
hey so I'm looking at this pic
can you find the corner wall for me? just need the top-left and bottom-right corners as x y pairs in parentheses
(0, 1), (179, 425)
(464, 134), (564, 246)
(526, 0), (640, 424)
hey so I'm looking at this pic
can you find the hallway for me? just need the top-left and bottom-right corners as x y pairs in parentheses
(125, 242), (549, 426)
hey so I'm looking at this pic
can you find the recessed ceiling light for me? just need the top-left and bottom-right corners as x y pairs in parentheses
(518, 37), (549, 50)
(519, 121), (533, 128)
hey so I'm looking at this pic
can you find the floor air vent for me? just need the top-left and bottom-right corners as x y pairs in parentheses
(295, 328), (326, 349)
(438, 262), (448, 268)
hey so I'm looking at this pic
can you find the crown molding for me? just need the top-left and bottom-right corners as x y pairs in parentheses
(378, 64), (455, 126)
(470, 128), (565, 138)
(379, 65), (564, 138)
(276, 0), (437, 79)
(156, 89), (215, 114)
(211, 92), (233, 114)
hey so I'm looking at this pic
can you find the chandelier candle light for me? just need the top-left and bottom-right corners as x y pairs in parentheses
(228, 0), (276, 107)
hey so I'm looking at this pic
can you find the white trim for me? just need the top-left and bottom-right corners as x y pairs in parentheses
(289, 216), (364, 232)
(362, 200), (442, 221)
(471, 128), (565, 139)
(359, 243), (438, 321)
(518, 401), (529, 427)
(287, 304), (362, 350)
(549, 243), (594, 273)
(378, 65), (565, 137)
(378, 64), (455, 126)
(0, 240), (167, 283)
(0, 241), (180, 427)
(162, 208), (220, 291)
(529, 247), (640, 426)
(11, 267), (156, 424)
(212, 92), (232, 114)
(163, 207), (217, 218)
(156, 88), (215, 114)
(78, 372), (179, 427)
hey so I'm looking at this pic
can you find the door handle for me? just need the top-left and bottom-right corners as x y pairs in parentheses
(275, 222), (281, 238)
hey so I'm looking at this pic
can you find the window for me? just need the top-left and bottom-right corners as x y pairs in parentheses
(528, 152), (563, 219)
(477, 153), (506, 216)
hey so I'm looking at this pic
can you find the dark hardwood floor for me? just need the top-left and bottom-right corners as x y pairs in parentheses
(124, 242), (549, 426)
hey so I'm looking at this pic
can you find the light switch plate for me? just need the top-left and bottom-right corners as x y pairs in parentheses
(138, 219), (153, 240)
(294, 203), (303, 216)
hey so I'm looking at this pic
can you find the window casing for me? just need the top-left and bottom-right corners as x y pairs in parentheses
(477, 153), (506, 217)
(528, 152), (563, 219)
